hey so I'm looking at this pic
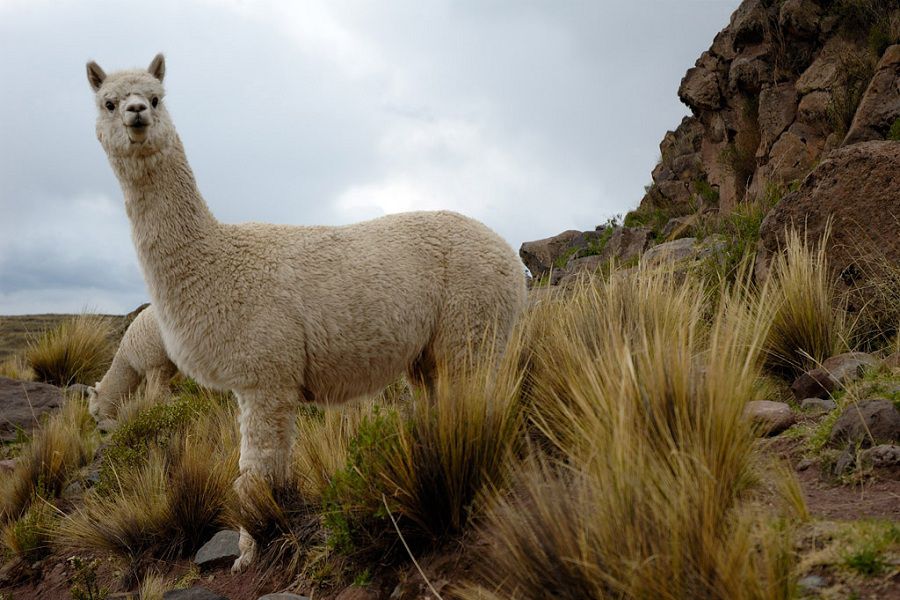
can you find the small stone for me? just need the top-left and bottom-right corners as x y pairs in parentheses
(829, 399), (900, 448)
(801, 398), (837, 412)
(0, 459), (16, 474)
(194, 530), (241, 570)
(797, 574), (827, 591)
(744, 401), (796, 436)
(258, 594), (311, 600)
(796, 458), (814, 471)
(163, 587), (228, 600)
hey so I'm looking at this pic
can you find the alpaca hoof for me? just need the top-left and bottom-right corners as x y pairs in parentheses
(231, 551), (254, 574)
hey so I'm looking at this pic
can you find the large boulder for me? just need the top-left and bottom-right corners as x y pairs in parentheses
(844, 45), (900, 145)
(756, 141), (900, 285)
(829, 399), (900, 447)
(0, 377), (65, 441)
(519, 230), (582, 279)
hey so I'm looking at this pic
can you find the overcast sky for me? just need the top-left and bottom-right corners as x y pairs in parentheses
(0, 0), (740, 314)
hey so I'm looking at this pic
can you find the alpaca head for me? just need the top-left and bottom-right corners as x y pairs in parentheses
(86, 53), (176, 158)
(86, 382), (109, 421)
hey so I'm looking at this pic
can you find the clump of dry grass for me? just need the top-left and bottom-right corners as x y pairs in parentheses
(458, 264), (800, 600)
(56, 406), (239, 572)
(323, 352), (523, 564)
(764, 228), (849, 378)
(0, 398), (98, 522)
(0, 353), (34, 381)
(25, 314), (114, 386)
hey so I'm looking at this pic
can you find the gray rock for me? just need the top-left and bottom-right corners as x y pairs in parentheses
(859, 444), (900, 469)
(194, 530), (240, 570)
(0, 377), (65, 441)
(797, 574), (827, 591)
(0, 459), (16, 474)
(790, 369), (838, 401)
(744, 401), (796, 436)
(829, 399), (900, 448)
(258, 594), (311, 600)
(643, 238), (698, 265)
(163, 588), (228, 600)
(821, 352), (879, 385)
(801, 398), (837, 412)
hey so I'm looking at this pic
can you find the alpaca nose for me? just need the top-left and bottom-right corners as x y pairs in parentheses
(126, 100), (148, 113)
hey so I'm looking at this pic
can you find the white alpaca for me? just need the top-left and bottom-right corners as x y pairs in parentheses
(87, 305), (176, 426)
(86, 54), (526, 571)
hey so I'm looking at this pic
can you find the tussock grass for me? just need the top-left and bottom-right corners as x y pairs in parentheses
(0, 499), (56, 561)
(0, 354), (34, 381)
(0, 398), (98, 522)
(459, 264), (800, 600)
(57, 407), (239, 569)
(324, 353), (523, 563)
(765, 228), (849, 378)
(25, 314), (114, 386)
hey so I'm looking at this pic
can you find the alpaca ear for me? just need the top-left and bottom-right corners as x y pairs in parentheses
(86, 61), (106, 92)
(148, 53), (165, 82)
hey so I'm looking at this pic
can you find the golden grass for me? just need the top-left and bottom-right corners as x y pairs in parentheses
(458, 263), (801, 600)
(0, 398), (98, 522)
(0, 353), (34, 381)
(764, 228), (849, 378)
(25, 313), (114, 386)
(56, 407), (239, 569)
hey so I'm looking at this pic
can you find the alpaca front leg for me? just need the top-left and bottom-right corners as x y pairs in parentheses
(231, 389), (296, 573)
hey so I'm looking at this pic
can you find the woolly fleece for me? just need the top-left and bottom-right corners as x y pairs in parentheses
(87, 54), (526, 571)
(88, 304), (176, 423)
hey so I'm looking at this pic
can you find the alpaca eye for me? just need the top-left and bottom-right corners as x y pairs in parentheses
(105, 101), (115, 111)
(151, 97), (159, 108)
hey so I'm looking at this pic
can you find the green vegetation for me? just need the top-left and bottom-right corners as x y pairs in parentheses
(889, 117), (900, 141)
(842, 522), (899, 576)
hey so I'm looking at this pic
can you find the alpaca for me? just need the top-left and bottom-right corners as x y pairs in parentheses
(86, 54), (526, 571)
(87, 304), (176, 428)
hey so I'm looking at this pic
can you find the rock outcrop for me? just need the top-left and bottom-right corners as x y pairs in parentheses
(756, 141), (900, 287)
(634, 0), (899, 217)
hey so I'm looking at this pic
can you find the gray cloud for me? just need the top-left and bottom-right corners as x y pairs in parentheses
(0, 0), (739, 314)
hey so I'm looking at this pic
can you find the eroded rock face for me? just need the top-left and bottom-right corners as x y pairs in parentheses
(844, 45), (900, 145)
(756, 141), (900, 286)
(519, 230), (583, 279)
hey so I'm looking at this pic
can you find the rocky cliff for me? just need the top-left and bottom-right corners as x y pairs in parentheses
(521, 0), (900, 288)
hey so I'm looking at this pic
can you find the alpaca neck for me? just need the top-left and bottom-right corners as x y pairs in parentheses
(108, 135), (219, 313)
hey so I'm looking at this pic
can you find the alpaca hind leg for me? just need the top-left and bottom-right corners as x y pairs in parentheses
(231, 388), (297, 573)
